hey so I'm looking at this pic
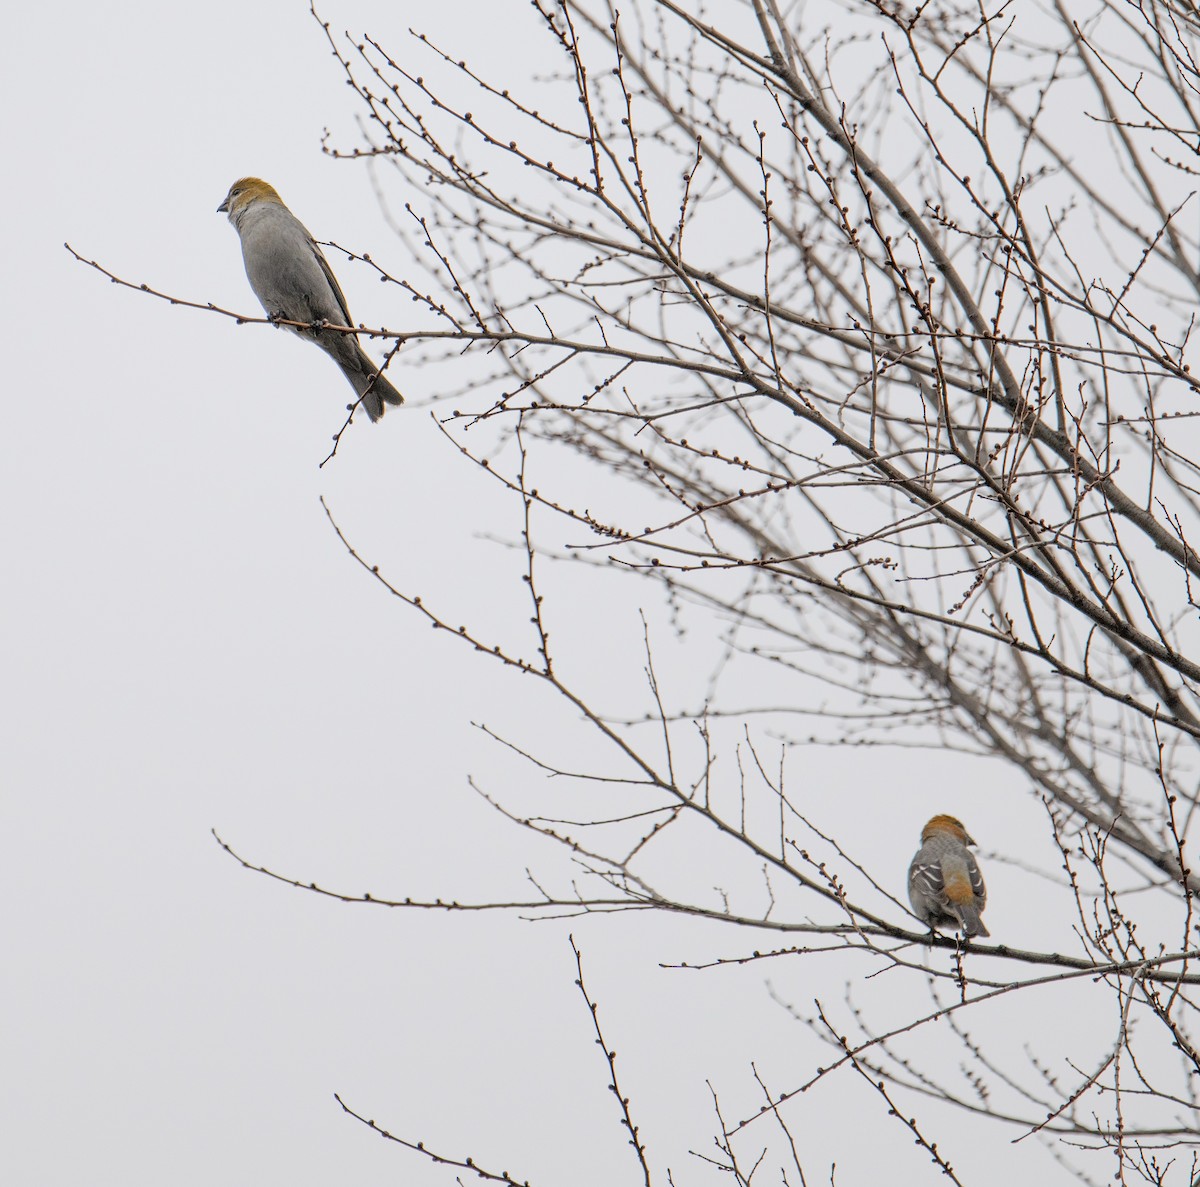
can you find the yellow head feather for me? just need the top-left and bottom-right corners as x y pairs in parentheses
(218, 177), (285, 215)
(921, 814), (975, 845)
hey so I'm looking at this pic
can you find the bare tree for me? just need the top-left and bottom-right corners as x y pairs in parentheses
(82, 0), (1200, 1182)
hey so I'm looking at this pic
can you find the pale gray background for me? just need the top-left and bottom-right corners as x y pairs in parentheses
(5, 2), (1074, 1183)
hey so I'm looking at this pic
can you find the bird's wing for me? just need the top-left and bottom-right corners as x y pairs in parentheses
(309, 236), (355, 326)
(909, 857), (946, 903)
(966, 852), (987, 907)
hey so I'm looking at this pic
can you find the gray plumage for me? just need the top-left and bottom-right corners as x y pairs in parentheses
(219, 178), (403, 422)
(908, 820), (989, 938)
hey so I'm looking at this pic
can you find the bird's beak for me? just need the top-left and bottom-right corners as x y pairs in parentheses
(217, 196), (229, 214)
(964, 832), (977, 845)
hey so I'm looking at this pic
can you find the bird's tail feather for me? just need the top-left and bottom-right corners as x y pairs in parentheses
(955, 904), (989, 938)
(337, 342), (404, 422)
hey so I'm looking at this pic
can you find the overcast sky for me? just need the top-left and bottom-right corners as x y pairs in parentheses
(4, 3), (1108, 1184)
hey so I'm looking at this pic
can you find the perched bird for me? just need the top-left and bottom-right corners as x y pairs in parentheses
(218, 177), (403, 421)
(907, 814), (989, 938)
